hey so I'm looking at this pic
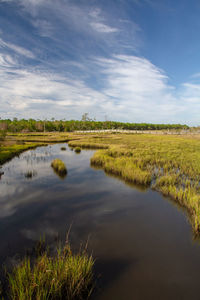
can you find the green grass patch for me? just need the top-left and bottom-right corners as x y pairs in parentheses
(51, 159), (67, 178)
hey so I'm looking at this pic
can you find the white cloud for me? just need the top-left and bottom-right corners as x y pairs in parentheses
(1, 49), (197, 124)
(90, 22), (119, 33)
(89, 7), (119, 34)
(0, 53), (16, 67)
(191, 72), (200, 79)
(0, 21), (199, 124)
(32, 19), (53, 37)
(0, 52), (108, 119)
(93, 55), (200, 124)
(0, 38), (35, 59)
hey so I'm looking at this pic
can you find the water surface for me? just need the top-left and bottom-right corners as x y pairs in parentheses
(1, 144), (200, 299)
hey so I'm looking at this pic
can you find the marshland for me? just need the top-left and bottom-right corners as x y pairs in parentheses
(2, 129), (200, 299)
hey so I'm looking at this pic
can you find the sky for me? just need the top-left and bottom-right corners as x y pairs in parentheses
(0, 0), (200, 124)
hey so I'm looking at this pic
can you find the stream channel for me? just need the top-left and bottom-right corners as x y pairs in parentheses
(1, 143), (200, 299)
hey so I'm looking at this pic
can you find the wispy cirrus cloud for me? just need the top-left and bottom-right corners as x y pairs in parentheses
(89, 7), (119, 33)
(0, 42), (199, 124)
(0, 0), (200, 124)
(0, 38), (35, 59)
(90, 22), (119, 33)
(31, 20), (54, 37)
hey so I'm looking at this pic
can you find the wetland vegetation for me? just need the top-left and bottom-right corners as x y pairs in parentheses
(0, 143), (45, 165)
(51, 159), (67, 177)
(4, 240), (94, 300)
(61, 146), (66, 151)
(74, 147), (81, 153)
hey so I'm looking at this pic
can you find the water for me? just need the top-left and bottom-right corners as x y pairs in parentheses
(1, 143), (200, 299)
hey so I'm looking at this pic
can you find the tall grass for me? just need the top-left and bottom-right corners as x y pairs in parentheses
(7, 243), (94, 300)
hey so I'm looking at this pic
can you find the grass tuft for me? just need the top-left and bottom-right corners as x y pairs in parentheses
(51, 159), (67, 178)
(61, 146), (66, 151)
(75, 147), (81, 153)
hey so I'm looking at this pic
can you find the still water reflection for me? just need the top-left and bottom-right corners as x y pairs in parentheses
(1, 144), (200, 299)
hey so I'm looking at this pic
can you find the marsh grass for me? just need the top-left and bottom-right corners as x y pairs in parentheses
(68, 141), (108, 150)
(7, 132), (71, 144)
(75, 147), (81, 153)
(7, 242), (94, 300)
(0, 143), (45, 165)
(51, 159), (67, 178)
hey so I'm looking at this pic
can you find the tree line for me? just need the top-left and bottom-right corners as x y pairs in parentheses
(0, 118), (189, 132)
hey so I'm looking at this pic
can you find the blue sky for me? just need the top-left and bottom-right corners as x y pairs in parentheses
(0, 0), (200, 124)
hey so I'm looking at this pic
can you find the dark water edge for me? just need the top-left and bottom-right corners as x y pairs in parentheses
(1, 144), (200, 299)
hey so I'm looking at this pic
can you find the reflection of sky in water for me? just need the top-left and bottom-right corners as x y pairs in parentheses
(1, 144), (200, 300)
(0, 144), (140, 220)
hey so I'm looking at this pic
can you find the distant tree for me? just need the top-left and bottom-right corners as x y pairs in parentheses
(81, 113), (91, 122)
(0, 130), (6, 143)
